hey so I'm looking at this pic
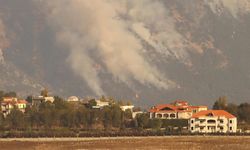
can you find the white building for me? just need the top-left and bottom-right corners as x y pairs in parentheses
(132, 111), (143, 118)
(32, 96), (55, 107)
(189, 110), (237, 133)
(120, 105), (134, 112)
(92, 100), (109, 109)
(67, 96), (79, 102)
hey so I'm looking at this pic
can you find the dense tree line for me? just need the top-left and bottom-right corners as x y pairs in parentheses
(0, 96), (134, 130)
(1, 90), (250, 136)
(0, 90), (188, 132)
(213, 96), (250, 124)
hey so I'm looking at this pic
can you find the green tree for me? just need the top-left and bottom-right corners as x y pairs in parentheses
(111, 104), (122, 128)
(53, 96), (68, 110)
(0, 90), (4, 101)
(149, 119), (162, 130)
(60, 110), (77, 128)
(4, 91), (17, 97)
(41, 88), (48, 97)
(226, 103), (238, 118)
(238, 103), (250, 123)
(39, 101), (56, 128)
(124, 109), (132, 120)
(75, 106), (88, 128)
(26, 95), (33, 103)
(6, 108), (25, 129)
(118, 100), (124, 106)
(100, 95), (106, 102)
(102, 107), (112, 129)
(213, 96), (227, 110)
(136, 113), (149, 129)
(88, 99), (97, 108)
(0, 112), (4, 129)
(26, 107), (40, 128)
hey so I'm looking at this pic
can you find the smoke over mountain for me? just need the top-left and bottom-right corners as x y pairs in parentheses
(42, 0), (179, 95)
(0, 18), (8, 63)
(1, 0), (250, 106)
(206, 0), (250, 17)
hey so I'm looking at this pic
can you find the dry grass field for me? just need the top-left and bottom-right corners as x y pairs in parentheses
(0, 136), (250, 150)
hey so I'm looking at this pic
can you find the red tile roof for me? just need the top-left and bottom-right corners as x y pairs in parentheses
(149, 100), (207, 113)
(172, 100), (189, 106)
(190, 106), (207, 109)
(191, 110), (236, 119)
(17, 100), (28, 104)
(149, 104), (177, 113)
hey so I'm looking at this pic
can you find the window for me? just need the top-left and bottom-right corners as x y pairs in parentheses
(207, 120), (216, 123)
(164, 114), (169, 118)
(170, 113), (176, 118)
(230, 127), (232, 130)
(220, 127), (223, 130)
(157, 114), (163, 118)
(191, 120), (194, 123)
(220, 120), (224, 123)
(229, 120), (233, 123)
(191, 127), (194, 130)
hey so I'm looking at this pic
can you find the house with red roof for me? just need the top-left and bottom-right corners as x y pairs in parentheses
(149, 100), (207, 119)
(1, 97), (28, 117)
(189, 110), (237, 133)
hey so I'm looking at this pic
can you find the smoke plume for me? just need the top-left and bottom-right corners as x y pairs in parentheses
(0, 18), (8, 63)
(206, 0), (250, 17)
(39, 0), (186, 95)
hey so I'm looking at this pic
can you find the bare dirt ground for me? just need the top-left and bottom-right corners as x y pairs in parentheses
(0, 136), (250, 150)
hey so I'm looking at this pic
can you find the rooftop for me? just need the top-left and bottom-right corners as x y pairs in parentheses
(191, 110), (236, 119)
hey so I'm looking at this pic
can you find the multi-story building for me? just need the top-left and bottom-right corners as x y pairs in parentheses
(149, 100), (207, 119)
(32, 96), (55, 108)
(189, 110), (237, 133)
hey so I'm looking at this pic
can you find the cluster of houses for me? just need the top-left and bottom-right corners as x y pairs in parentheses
(0, 95), (140, 118)
(1, 97), (28, 117)
(0, 95), (237, 133)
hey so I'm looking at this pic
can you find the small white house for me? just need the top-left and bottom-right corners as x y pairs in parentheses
(189, 110), (237, 133)
(120, 105), (134, 112)
(132, 111), (143, 118)
(92, 100), (109, 109)
(67, 96), (79, 102)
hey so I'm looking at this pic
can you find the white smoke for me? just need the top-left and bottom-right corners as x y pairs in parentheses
(0, 48), (4, 63)
(41, 0), (179, 95)
(206, 0), (250, 17)
(0, 18), (8, 64)
(124, 0), (190, 65)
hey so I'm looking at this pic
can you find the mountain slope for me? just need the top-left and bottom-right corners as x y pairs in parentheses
(0, 0), (250, 106)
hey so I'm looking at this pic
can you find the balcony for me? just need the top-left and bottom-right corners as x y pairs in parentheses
(199, 122), (207, 126)
(207, 119), (216, 124)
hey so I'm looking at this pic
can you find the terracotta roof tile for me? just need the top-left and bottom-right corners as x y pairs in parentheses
(191, 110), (236, 119)
(17, 100), (28, 104)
